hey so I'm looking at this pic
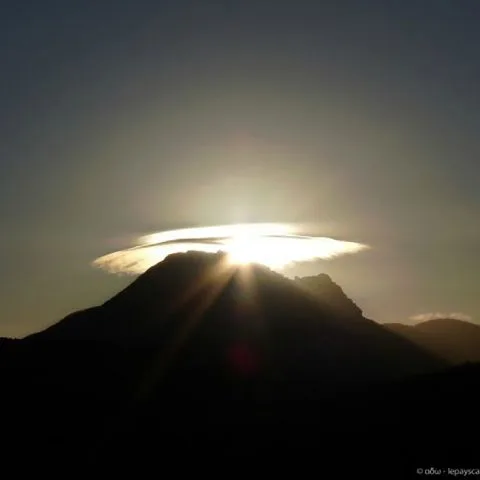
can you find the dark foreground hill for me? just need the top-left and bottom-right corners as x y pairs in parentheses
(0, 252), (478, 474)
(385, 318), (480, 365)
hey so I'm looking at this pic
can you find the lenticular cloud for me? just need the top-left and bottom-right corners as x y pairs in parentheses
(92, 223), (369, 275)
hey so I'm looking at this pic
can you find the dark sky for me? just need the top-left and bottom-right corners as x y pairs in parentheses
(1, 0), (479, 336)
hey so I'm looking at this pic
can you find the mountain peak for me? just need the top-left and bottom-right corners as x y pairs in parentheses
(15, 250), (443, 402)
(294, 273), (363, 318)
(30, 252), (367, 344)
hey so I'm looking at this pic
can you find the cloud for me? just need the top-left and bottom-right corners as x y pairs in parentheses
(409, 312), (473, 323)
(92, 222), (370, 275)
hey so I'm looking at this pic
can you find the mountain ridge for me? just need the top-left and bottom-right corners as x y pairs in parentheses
(0, 251), (477, 470)
(385, 318), (480, 364)
(2, 251), (443, 410)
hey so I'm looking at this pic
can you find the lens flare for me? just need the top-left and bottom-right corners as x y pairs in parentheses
(92, 223), (369, 275)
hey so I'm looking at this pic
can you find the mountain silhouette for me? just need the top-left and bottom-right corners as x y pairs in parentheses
(24, 251), (441, 386)
(0, 251), (477, 472)
(294, 273), (363, 318)
(385, 318), (480, 364)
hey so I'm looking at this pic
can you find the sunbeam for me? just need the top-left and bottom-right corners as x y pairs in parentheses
(135, 257), (237, 399)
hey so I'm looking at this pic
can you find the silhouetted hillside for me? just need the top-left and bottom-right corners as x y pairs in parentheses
(0, 251), (477, 473)
(385, 318), (480, 365)
(294, 273), (363, 318)
(24, 251), (442, 386)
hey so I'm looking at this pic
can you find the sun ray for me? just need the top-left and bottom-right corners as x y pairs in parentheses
(135, 256), (237, 399)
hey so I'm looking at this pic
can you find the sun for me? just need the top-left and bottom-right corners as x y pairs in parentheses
(225, 234), (259, 266)
(223, 232), (292, 269)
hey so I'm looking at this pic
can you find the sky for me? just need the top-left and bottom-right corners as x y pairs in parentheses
(1, 0), (479, 337)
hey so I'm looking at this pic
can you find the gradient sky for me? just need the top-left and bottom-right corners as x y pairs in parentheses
(1, 0), (479, 337)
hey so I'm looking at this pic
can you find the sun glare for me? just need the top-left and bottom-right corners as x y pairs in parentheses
(92, 223), (369, 275)
(223, 233), (295, 268)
